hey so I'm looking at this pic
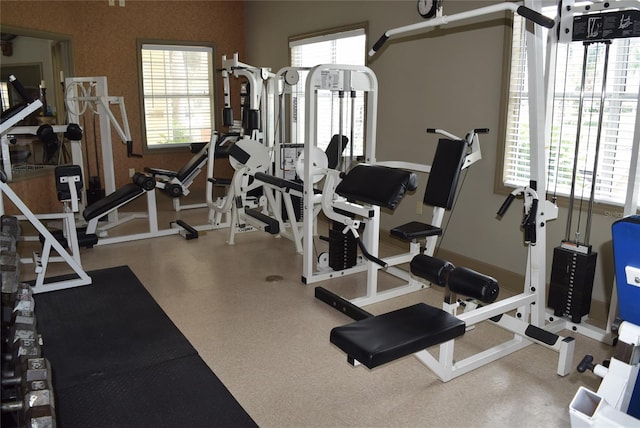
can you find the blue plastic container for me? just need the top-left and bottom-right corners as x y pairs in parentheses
(612, 215), (640, 325)
(612, 215), (640, 418)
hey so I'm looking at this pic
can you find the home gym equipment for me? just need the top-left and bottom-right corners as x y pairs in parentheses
(317, 162), (574, 381)
(219, 53), (276, 143)
(64, 76), (142, 220)
(144, 133), (240, 212)
(1, 75), (84, 182)
(51, 164), (197, 247)
(302, 62), (485, 308)
(314, 1), (577, 382)
(544, 0), (640, 344)
(0, 90), (90, 294)
(569, 215), (640, 427)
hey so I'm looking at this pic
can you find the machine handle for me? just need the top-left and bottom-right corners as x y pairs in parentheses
(356, 236), (388, 269)
(369, 3), (554, 57)
(516, 6), (555, 29)
(473, 128), (490, 134)
(369, 34), (390, 55)
(8, 75), (34, 103)
(497, 194), (516, 218)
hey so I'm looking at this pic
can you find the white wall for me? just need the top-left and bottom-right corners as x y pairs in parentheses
(244, 0), (623, 311)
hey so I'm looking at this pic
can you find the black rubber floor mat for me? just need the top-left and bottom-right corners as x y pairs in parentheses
(33, 266), (257, 427)
(54, 354), (257, 428)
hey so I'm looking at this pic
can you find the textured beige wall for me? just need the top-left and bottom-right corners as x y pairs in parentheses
(1, 0), (245, 212)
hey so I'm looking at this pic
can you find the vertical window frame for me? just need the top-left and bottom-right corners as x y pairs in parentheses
(137, 39), (217, 152)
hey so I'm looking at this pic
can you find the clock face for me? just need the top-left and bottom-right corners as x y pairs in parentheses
(417, 0), (437, 18)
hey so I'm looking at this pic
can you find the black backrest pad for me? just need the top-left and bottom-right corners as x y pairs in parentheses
(424, 138), (467, 209)
(325, 134), (349, 170)
(335, 164), (417, 210)
(175, 144), (209, 181)
(55, 165), (83, 201)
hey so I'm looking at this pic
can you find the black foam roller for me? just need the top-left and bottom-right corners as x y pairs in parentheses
(409, 254), (453, 286)
(448, 267), (499, 303)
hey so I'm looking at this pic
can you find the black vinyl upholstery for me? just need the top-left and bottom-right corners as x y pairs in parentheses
(330, 303), (465, 369)
(82, 183), (144, 221)
(335, 164), (417, 210)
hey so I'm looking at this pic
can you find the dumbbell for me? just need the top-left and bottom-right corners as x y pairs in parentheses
(2, 286), (35, 328)
(0, 232), (17, 253)
(2, 358), (52, 393)
(2, 378), (56, 428)
(2, 311), (41, 365)
(0, 215), (20, 239)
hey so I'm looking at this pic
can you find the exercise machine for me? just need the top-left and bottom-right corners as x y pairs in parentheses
(544, 0), (640, 344)
(569, 215), (640, 427)
(64, 76), (142, 221)
(315, 1), (576, 381)
(321, 163), (574, 381)
(144, 132), (239, 212)
(0, 78), (90, 293)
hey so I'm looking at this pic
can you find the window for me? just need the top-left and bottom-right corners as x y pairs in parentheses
(138, 42), (215, 150)
(289, 25), (367, 156)
(502, 12), (640, 209)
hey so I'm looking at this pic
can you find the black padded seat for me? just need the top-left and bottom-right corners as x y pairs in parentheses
(330, 303), (465, 369)
(82, 183), (144, 221)
(335, 164), (418, 210)
(390, 221), (442, 241)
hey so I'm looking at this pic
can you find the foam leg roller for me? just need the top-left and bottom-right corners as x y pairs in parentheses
(409, 254), (453, 286)
(448, 267), (499, 303)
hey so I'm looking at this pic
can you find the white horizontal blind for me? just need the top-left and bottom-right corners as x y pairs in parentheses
(141, 44), (214, 147)
(504, 15), (640, 208)
(290, 28), (366, 155)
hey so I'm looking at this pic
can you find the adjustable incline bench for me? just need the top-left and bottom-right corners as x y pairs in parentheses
(144, 133), (240, 211)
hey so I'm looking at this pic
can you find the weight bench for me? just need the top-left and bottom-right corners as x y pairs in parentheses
(145, 133), (239, 211)
(325, 250), (575, 381)
(82, 172), (156, 237)
(329, 254), (497, 369)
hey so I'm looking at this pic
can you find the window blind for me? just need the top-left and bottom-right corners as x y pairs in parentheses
(504, 14), (640, 208)
(140, 44), (214, 147)
(289, 29), (366, 154)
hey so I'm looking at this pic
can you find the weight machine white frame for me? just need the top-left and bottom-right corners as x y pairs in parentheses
(543, 0), (640, 344)
(312, 1), (577, 381)
(64, 76), (135, 224)
(0, 103), (90, 293)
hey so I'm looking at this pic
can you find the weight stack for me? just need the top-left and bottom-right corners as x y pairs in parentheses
(328, 221), (357, 271)
(548, 246), (597, 323)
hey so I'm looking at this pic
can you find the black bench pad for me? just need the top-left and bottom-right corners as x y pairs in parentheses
(83, 183), (145, 221)
(335, 164), (417, 210)
(330, 303), (465, 369)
